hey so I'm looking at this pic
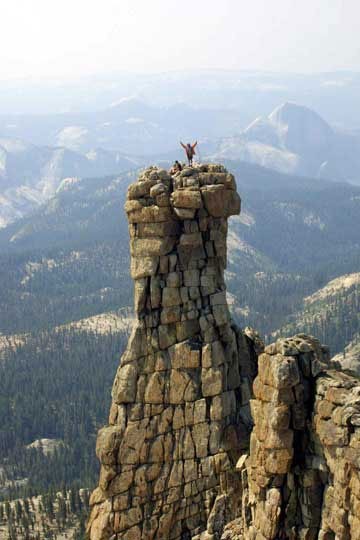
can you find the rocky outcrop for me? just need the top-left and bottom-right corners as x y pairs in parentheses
(87, 163), (360, 540)
(332, 336), (360, 376)
(87, 164), (261, 540)
(236, 334), (360, 540)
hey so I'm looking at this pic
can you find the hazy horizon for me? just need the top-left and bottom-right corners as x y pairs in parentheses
(1, 0), (359, 82)
(2, 66), (360, 84)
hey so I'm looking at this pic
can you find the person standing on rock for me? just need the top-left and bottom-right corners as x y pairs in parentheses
(180, 141), (197, 166)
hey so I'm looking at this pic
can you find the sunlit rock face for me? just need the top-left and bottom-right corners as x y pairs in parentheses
(236, 335), (360, 540)
(87, 164), (260, 540)
(87, 163), (360, 540)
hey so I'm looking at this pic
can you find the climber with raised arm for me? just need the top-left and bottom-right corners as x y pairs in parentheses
(180, 141), (198, 166)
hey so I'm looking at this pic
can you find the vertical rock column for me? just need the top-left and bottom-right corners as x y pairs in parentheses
(240, 334), (360, 540)
(242, 335), (315, 539)
(87, 164), (256, 540)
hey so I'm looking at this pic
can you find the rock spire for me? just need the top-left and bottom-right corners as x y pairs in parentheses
(87, 164), (260, 539)
(87, 163), (360, 540)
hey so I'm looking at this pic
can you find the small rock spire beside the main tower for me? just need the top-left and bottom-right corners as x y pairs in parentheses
(87, 164), (261, 540)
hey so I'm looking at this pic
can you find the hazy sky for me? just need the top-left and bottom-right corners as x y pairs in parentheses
(1, 0), (359, 80)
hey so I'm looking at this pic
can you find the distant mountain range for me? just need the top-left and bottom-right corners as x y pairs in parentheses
(0, 97), (244, 226)
(2, 100), (360, 228)
(211, 102), (360, 184)
(0, 98), (241, 155)
(1, 70), (360, 130)
(0, 136), (138, 227)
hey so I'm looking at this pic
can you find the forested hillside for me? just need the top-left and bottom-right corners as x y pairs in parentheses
(0, 325), (129, 501)
(0, 172), (136, 334)
(274, 273), (360, 360)
(0, 488), (90, 539)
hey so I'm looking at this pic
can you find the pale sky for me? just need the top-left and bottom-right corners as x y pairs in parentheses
(1, 0), (359, 80)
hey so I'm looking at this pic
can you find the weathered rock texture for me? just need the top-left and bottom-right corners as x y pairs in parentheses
(87, 163), (360, 540)
(87, 164), (261, 540)
(235, 334), (360, 540)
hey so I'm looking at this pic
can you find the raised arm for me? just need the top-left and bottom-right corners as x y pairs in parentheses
(180, 141), (187, 150)
(192, 141), (198, 150)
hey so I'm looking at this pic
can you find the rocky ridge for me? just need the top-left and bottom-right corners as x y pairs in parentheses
(87, 164), (360, 540)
